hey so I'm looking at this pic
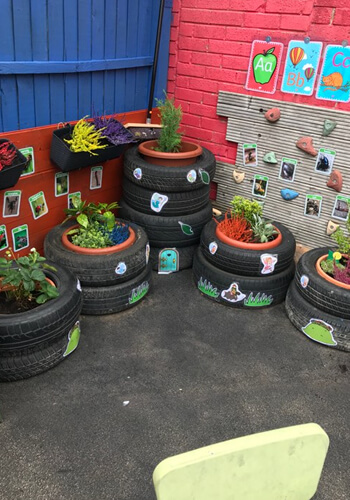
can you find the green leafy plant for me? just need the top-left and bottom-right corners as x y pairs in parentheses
(64, 117), (108, 155)
(155, 94), (183, 153)
(330, 209), (350, 255)
(0, 248), (59, 309)
(230, 196), (262, 226)
(63, 196), (129, 249)
(250, 214), (279, 243)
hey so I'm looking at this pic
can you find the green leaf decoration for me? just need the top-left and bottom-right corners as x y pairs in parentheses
(199, 169), (210, 185)
(178, 222), (194, 235)
(266, 47), (275, 55)
(63, 322), (81, 357)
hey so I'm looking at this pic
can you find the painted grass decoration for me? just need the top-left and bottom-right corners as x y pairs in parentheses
(244, 292), (273, 307)
(128, 281), (149, 304)
(198, 277), (220, 298)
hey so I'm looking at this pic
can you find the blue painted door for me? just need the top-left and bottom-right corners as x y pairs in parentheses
(158, 248), (179, 273)
(0, 0), (173, 132)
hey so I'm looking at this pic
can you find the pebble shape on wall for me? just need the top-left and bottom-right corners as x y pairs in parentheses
(264, 107), (281, 122)
(326, 220), (340, 235)
(280, 188), (299, 200)
(326, 169), (343, 192)
(263, 152), (278, 164)
(296, 136), (318, 156)
(322, 119), (337, 136)
(232, 170), (245, 183)
(212, 208), (222, 217)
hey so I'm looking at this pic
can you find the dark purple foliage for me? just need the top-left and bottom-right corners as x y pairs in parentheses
(93, 116), (135, 146)
(334, 258), (350, 285)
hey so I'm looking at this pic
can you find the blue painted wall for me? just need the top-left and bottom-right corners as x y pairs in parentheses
(0, 0), (173, 132)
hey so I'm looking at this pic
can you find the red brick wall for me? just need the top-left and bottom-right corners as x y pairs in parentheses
(167, 0), (350, 163)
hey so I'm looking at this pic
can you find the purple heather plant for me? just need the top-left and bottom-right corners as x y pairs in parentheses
(93, 115), (135, 146)
(333, 258), (350, 285)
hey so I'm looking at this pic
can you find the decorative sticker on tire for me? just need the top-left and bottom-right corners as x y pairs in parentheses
(198, 277), (219, 298)
(209, 241), (218, 255)
(199, 168), (210, 185)
(150, 193), (169, 213)
(300, 275), (309, 288)
(260, 253), (278, 274)
(76, 279), (82, 292)
(187, 169), (197, 183)
(133, 168), (142, 180)
(115, 262), (127, 275)
(244, 292), (273, 307)
(63, 321), (81, 357)
(178, 222), (193, 235)
(145, 243), (150, 265)
(129, 281), (149, 304)
(221, 282), (246, 303)
(302, 319), (337, 346)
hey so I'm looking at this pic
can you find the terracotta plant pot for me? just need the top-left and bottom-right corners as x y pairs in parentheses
(215, 224), (282, 250)
(62, 224), (136, 255)
(138, 140), (203, 167)
(316, 254), (350, 290)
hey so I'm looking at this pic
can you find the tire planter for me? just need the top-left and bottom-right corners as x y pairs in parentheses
(122, 176), (210, 216)
(123, 145), (216, 192)
(285, 281), (350, 352)
(150, 244), (197, 272)
(201, 219), (296, 277)
(295, 247), (350, 319)
(44, 220), (149, 287)
(193, 247), (295, 308)
(81, 262), (152, 315)
(119, 199), (213, 248)
(0, 263), (83, 381)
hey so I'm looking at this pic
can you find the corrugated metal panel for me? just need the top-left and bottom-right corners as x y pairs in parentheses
(215, 91), (349, 249)
(0, 0), (173, 132)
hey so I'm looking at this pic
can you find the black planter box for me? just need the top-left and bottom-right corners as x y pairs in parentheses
(0, 139), (27, 190)
(50, 125), (134, 172)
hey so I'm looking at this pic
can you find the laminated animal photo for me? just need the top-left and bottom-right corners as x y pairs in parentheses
(315, 148), (336, 175)
(279, 158), (297, 182)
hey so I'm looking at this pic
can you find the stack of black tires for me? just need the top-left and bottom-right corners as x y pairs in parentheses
(285, 247), (350, 351)
(44, 220), (152, 315)
(120, 145), (216, 272)
(193, 219), (296, 308)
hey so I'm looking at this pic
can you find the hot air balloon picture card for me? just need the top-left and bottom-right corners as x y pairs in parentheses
(281, 40), (323, 96)
(316, 45), (350, 103)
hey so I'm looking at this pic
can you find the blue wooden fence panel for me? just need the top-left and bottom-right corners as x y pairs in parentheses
(0, 0), (173, 132)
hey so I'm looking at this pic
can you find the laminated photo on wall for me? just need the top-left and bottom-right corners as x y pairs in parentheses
(3, 190), (21, 217)
(90, 166), (103, 190)
(19, 147), (35, 176)
(243, 143), (258, 166)
(279, 158), (297, 182)
(332, 195), (350, 221)
(68, 192), (81, 209)
(29, 191), (48, 220)
(252, 175), (268, 198)
(315, 148), (336, 175)
(0, 225), (9, 251)
(55, 172), (69, 197)
(304, 194), (322, 218)
(12, 224), (29, 252)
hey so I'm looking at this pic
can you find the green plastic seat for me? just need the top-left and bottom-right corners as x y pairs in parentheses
(153, 423), (329, 500)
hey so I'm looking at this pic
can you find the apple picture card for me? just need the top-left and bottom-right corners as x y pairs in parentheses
(281, 41), (322, 96)
(245, 40), (284, 94)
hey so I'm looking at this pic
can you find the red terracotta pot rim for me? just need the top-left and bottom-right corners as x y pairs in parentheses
(0, 276), (55, 292)
(138, 140), (203, 159)
(215, 224), (282, 250)
(62, 224), (136, 254)
(316, 254), (350, 290)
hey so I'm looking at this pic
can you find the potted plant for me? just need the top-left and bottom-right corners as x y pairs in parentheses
(44, 196), (152, 315)
(138, 95), (203, 167)
(0, 247), (83, 381)
(50, 115), (135, 172)
(316, 212), (350, 290)
(0, 139), (27, 190)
